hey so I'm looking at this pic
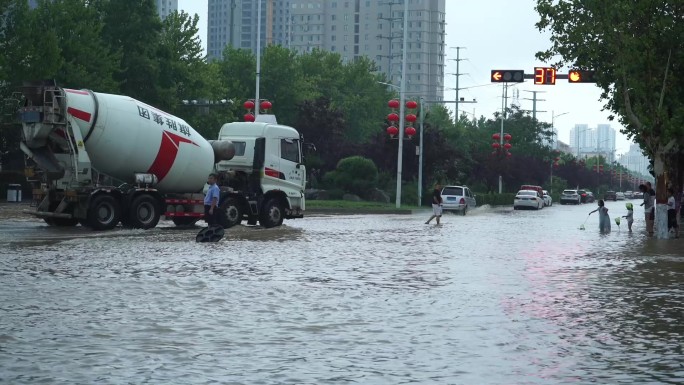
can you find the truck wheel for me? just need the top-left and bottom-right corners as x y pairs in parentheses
(172, 217), (199, 227)
(128, 195), (161, 229)
(219, 198), (242, 228)
(259, 198), (284, 228)
(86, 194), (121, 231)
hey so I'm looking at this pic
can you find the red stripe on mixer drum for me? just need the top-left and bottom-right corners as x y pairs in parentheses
(65, 89), (90, 95)
(67, 107), (92, 122)
(147, 131), (198, 182)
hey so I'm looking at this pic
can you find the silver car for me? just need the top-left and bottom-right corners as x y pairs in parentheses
(441, 185), (477, 215)
(560, 189), (581, 205)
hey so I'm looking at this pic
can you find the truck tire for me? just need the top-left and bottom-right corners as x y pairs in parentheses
(172, 217), (199, 227)
(219, 198), (242, 228)
(259, 198), (284, 228)
(128, 194), (161, 229)
(86, 194), (121, 231)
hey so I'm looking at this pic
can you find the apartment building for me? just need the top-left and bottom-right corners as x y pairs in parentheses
(207, 0), (445, 102)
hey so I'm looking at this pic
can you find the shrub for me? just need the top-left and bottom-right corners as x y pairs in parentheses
(475, 192), (516, 206)
(323, 156), (379, 196)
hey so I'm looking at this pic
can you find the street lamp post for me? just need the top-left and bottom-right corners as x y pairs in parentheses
(548, 111), (569, 194)
(394, 0), (409, 208)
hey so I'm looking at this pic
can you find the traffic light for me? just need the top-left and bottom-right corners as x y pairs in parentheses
(491, 70), (525, 83)
(568, 70), (597, 83)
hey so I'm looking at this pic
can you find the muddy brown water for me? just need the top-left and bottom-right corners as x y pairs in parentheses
(0, 201), (682, 384)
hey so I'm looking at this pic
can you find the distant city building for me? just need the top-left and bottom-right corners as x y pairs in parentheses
(619, 144), (650, 176)
(569, 124), (616, 161)
(207, 0), (446, 103)
(155, 0), (178, 19)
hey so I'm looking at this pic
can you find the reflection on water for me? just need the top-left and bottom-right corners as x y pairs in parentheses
(0, 202), (682, 384)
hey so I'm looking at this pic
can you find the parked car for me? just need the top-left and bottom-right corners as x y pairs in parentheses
(520, 185), (544, 200)
(624, 191), (634, 199)
(579, 189), (595, 203)
(633, 191), (644, 199)
(542, 190), (553, 206)
(560, 189), (582, 205)
(440, 185), (477, 215)
(514, 190), (544, 210)
(604, 191), (617, 201)
(616, 192), (626, 200)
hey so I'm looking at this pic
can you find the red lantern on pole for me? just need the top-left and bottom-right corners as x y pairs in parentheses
(405, 100), (418, 109)
(405, 114), (417, 123)
(492, 142), (501, 149)
(260, 100), (272, 111)
(504, 133), (512, 141)
(388, 99), (400, 109)
(387, 113), (399, 122)
(492, 133), (500, 141)
(243, 100), (255, 110)
(244, 113), (256, 122)
(405, 126), (416, 137)
(387, 126), (399, 137)
(503, 143), (512, 150)
(506, 152), (512, 157)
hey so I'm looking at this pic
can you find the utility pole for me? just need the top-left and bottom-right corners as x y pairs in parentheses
(522, 90), (546, 125)
(498, 83), (509, 194)
(450, 46), (466, 125)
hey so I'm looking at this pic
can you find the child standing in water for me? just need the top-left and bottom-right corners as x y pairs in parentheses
(589, 200), (611, 233)
(622, 202), (634, 232)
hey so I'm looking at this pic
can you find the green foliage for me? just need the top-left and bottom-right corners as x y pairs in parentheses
(99, 0), (162, 104)
(535, 0), (684, 200)
(323, 156), (379, 196)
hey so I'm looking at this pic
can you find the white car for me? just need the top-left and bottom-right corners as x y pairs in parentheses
(560, 189), (581, 205)
(542, 190), (553, 207)
(616, 192), (626, 200)
(514, 190), (544, 210)
(441, 185), (477, 215)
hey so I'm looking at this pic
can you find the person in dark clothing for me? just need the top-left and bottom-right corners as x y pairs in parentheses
(204, 173), (220, 226)
(425, 184), (443, 225)
(667, 188), (679, 237)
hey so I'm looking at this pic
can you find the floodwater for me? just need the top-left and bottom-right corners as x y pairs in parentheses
(0, 201), (682, 385)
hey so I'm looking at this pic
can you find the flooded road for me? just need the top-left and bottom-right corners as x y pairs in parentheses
(1, 202), (682, 384)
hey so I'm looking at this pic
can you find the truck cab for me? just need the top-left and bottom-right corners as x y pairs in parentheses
(214, 116), (305, 228)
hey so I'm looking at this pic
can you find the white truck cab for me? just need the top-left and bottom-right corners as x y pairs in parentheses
(214, 116), (306, 228)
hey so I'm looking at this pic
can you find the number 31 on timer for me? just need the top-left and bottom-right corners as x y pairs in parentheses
(534, 67), (556, 85)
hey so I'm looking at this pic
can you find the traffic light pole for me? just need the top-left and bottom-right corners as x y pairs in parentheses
(499, 83), (507, 194)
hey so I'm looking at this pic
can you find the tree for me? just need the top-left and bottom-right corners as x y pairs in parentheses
(157, 10), (205, 110)
(31, 0), (119, 92)
(98, 0), (162, 104)
(535, 0), (684, 238)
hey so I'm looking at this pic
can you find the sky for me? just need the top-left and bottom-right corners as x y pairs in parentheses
(177, 0), (634, 154)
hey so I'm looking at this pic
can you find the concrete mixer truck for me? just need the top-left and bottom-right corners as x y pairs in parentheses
(15, 81), (305, 230)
